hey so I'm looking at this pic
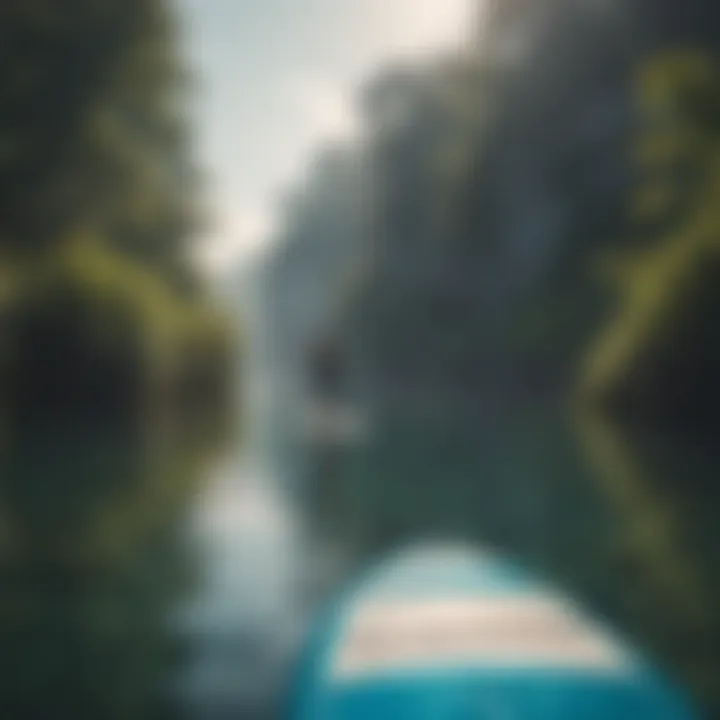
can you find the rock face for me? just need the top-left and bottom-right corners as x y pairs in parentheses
(345, 0), (631, 417)
(260, 0), (720, 437)
(259, 146), (369, 465)
(627, 0), (720, 48)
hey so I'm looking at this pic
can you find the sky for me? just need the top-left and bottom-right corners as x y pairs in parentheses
(178, 0), (478, 276)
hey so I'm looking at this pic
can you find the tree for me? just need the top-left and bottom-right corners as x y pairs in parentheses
(0, 0), (198, 285)
(0, 0), (232, 436)
(581, 51), (720, 430)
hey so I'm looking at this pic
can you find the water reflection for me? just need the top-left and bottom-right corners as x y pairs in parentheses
(576, 412), (719, 716)
(299, 406), (720, 717)
(177, 457), (302, 719)
(0, 426), (228, 719)
(0, 408), (717, 718)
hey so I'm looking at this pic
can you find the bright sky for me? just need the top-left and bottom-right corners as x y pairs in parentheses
(179, 0), (477, 276)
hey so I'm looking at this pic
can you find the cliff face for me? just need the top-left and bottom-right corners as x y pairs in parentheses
(627, 0), (720, 49)
(260, 0), (720, 432)
(347, 0), (631, 416)
(259, 147), (369, 452)
(259, 0), (631, 425)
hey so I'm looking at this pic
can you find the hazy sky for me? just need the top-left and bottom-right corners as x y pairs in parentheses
(179, 0), (476, 275)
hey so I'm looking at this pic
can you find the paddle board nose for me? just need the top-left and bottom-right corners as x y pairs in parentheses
(287, 543), (699, 720)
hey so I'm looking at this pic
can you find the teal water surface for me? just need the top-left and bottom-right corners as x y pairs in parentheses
(0, 405), (717, 719)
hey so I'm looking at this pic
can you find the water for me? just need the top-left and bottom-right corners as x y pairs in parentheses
(0, 404), (718, 719)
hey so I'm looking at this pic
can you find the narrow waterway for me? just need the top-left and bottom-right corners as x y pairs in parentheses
(2, 315), (718, 719)
(172, 298), (720, 719)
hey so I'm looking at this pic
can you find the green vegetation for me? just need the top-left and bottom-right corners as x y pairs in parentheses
(0, 3), (234, 712)
(581, 51), (720, 429)
(0, 0), (234, 438)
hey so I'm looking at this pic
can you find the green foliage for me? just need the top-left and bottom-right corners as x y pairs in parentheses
(0, 0), (196, 268)
(581, 51), (720, 427)
(0, 0), (233, 435)
(2, 237), (233, 434)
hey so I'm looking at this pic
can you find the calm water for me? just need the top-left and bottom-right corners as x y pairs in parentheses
(1, 406), (718, 719)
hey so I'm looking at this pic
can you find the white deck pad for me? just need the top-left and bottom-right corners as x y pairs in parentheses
(332, 594), (631, 680)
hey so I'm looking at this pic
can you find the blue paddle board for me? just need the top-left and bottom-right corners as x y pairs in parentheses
(286, 543), (699, 720)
